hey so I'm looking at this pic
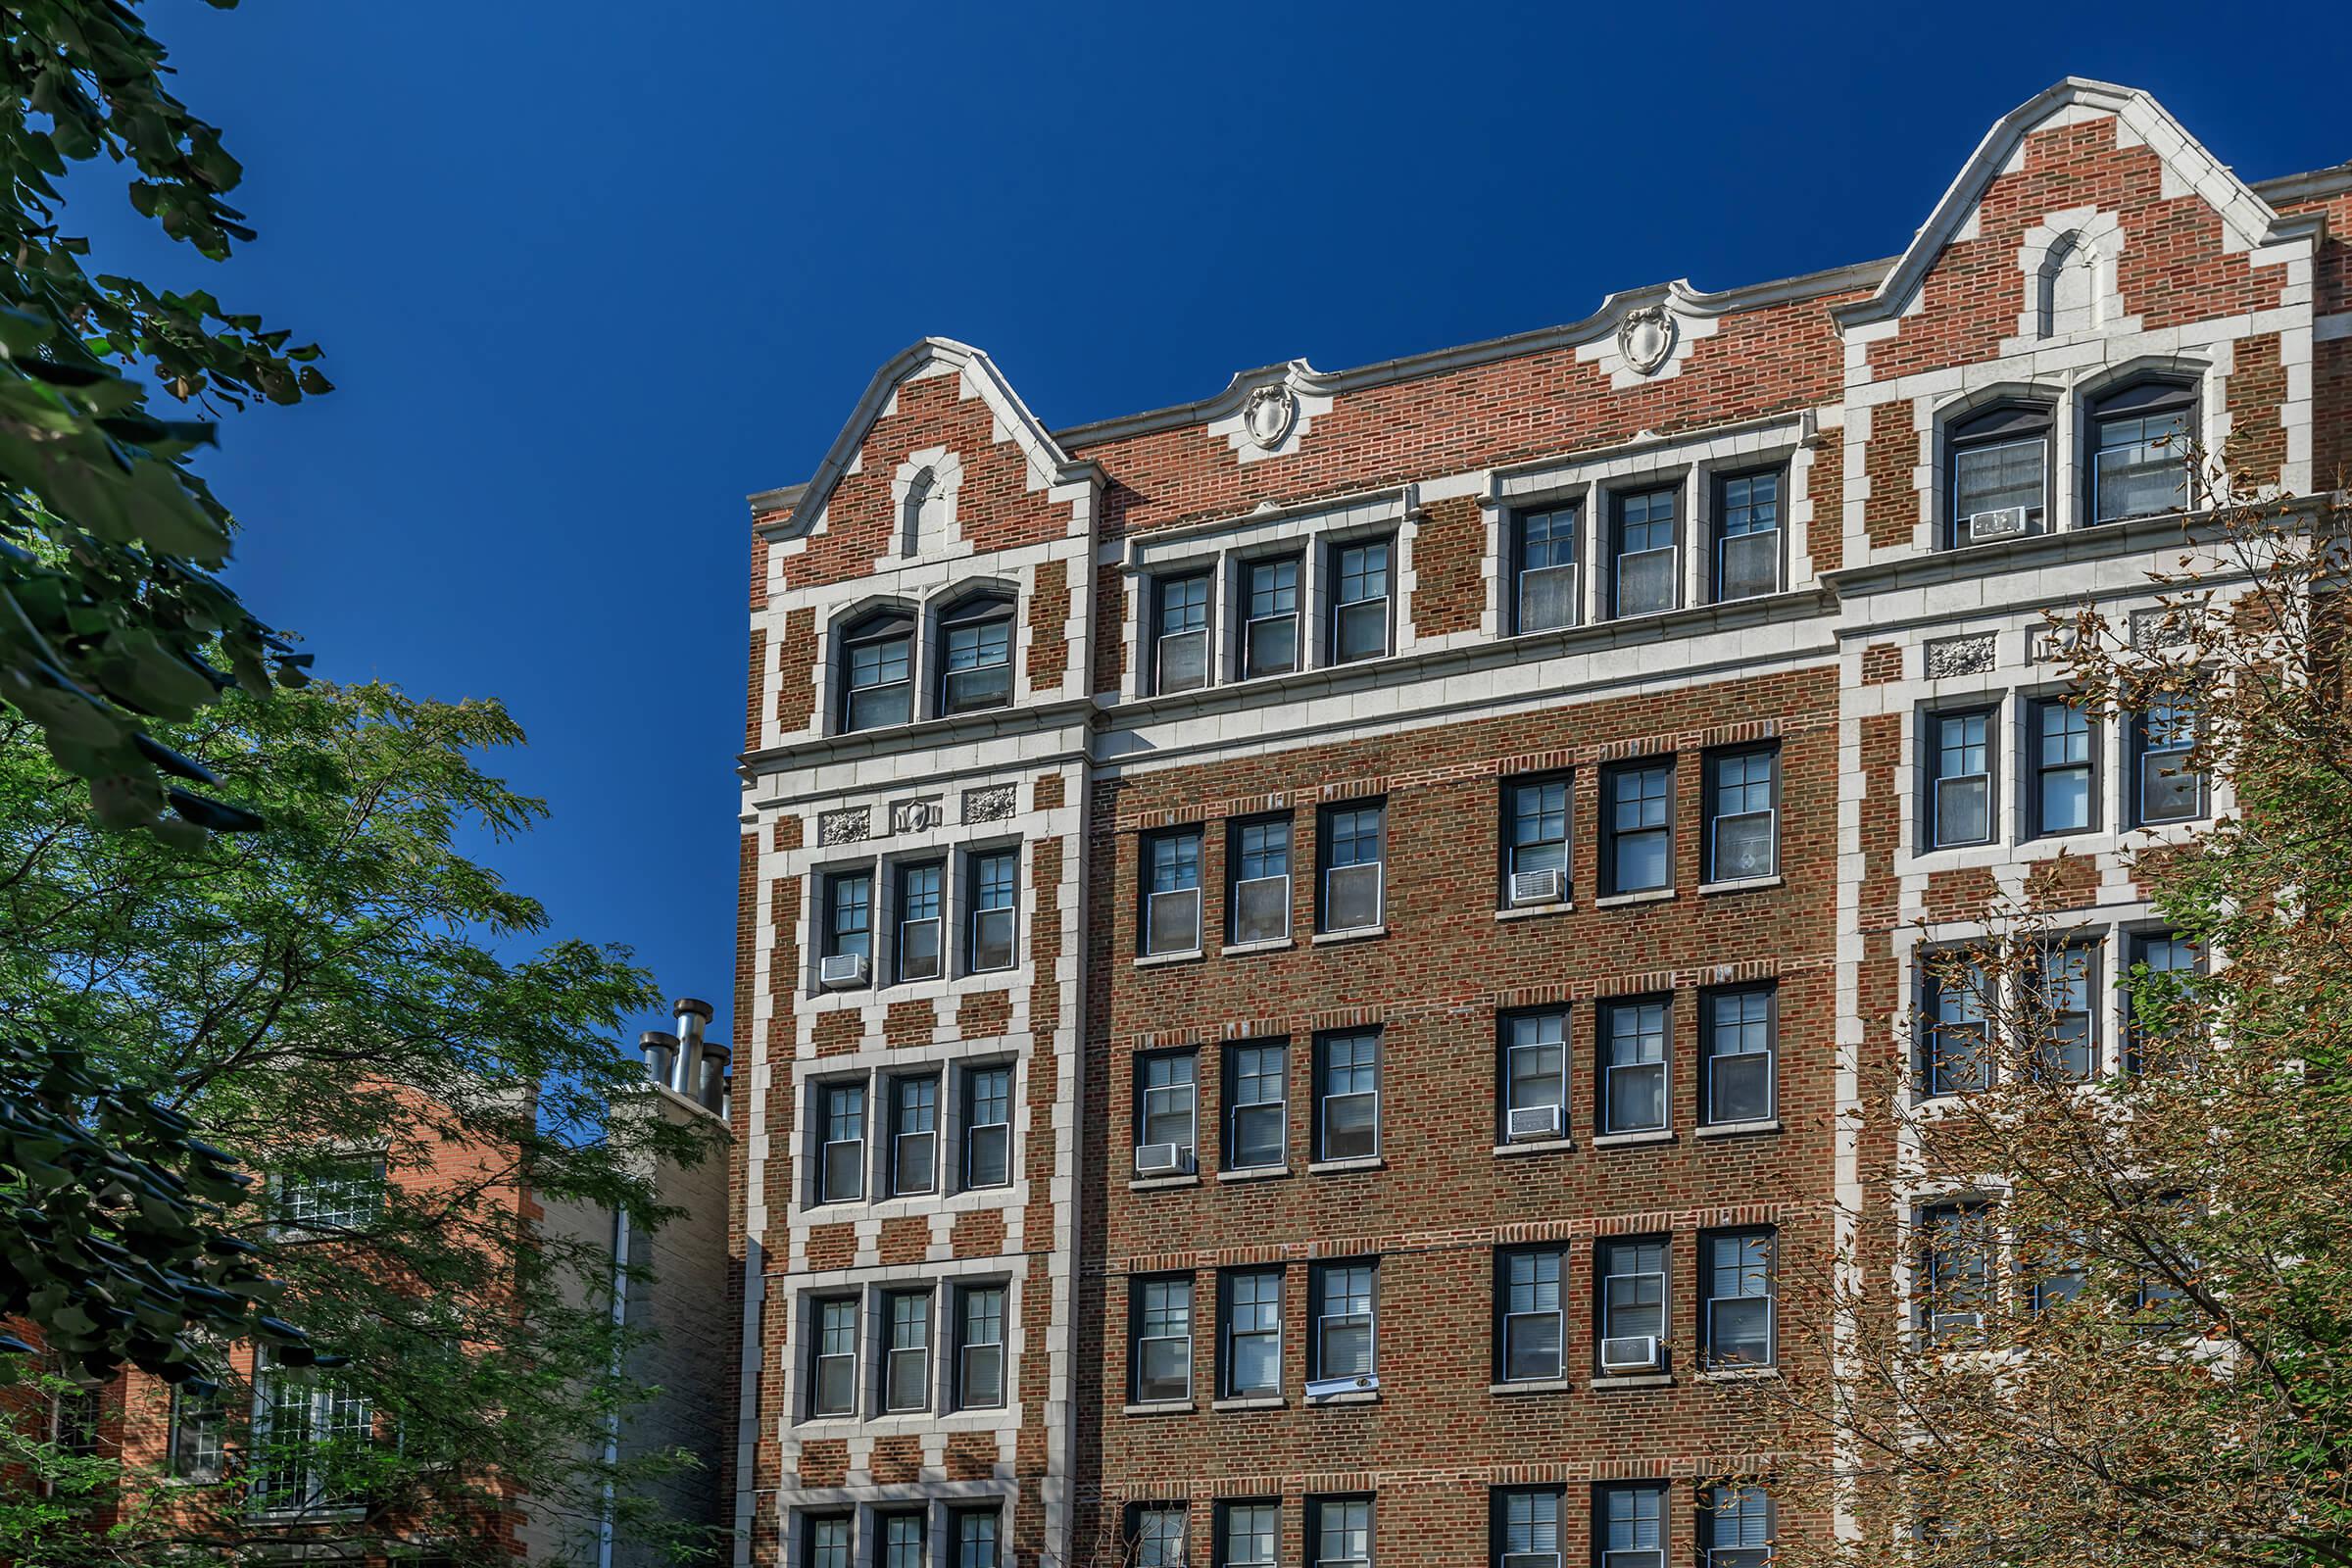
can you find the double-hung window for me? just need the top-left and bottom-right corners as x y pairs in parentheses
(168, 1382), (224, 1483)
(1226, 1040), (1288, 1171)
(1142, 828), (1203, 956)
(1154, 572), (1211, 693)
(1702, 1485), (1774, 1568)
(1612, 487), (1678, 617)
(1928, 709), (1995, 849)
(1329, 539), (1392, 662)
(1600, 999), (1669, 1135)
(1701, 1229), (1775, 1369)
(2033, 942), (2096, 1081)
(881, 1513), (925, 1568)
(1132, 1275), (1193, 1404)
(938, 594), (1013, 715)
(882, 1290), (932, 1411)
(1700, 986), (1775, 1126)
(1498, 1247), (1566, 1383)
(806, 1516), (853, 1568)
(1494, 1486), (1563, 1568)
(1318, 801), (1386, 933)
(1921, 958), (1990, 1096)
(250, 1349), (372, 1514)
(1311, 1261), (1376, 1381)
(2031, 697), (2096, 837)
(961, 1065), (1012, 1189)
(2127, 929), (2203, 1073)
(1135, 1052), (1198, 1175)
(1597, 1241), (1667, 1374)
(1310, 1497), (1373, 1568)
(2132, 695), (2205, 825)
(954, 1509), (1001, 1568)
(1221, 1501), (1281, 1568)
(1948, 403), (2051, 546)
(1919, 1201), (1993, 1344)
(809, 1296), (858, 1416)
(2091, 381), (2195, 523)
(955, 1284), (1006, 1409)
(895, 861), (944, 982)
(815, 1080), (866, 1203)
(1703, 747), (1777, 882)
(821, 869), (873, 986)
(1514, 506), (1581, 633)
(1598, 1484), (1667, 1568)
(1220, 1268), (1283, 1398)
(1134, 1506), (1189, 1568)
(840, 610), (914, 731)
(1314, 1030), (1380, 1162)
(1712, 467), (1783, 601)
(1228, 815), (1293, 945)
(1500, 1009), (1569, 1144)
(1602, 762), (1673, 895)
(1241, 555), (1301, 677)
(966, 848), (1018, 972)
(1503, 774), (1571, 906)
(888, 1074), (938, 1196)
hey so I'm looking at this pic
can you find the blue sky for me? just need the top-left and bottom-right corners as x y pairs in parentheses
(87, 1), (2346, 1050)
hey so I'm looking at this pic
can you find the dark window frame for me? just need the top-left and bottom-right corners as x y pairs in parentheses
(1218, 1266), (1285, 1400)
(1327, 536), (1396, 664)
(1698, 982), (1777, 1127)
(1595, 1236), (1671, 1376)
(1139, 826), (1206, 957)
(1129, 1271), (1196, 1405)
(935, 590), (1016, 717)
(1316, 798), (1388, 934)
(1491, 1485), (1568, 1568)
(1133, 1049), (1200, 1170)
(1224, 1038), (1290, 1172)
(1237, 553), (1303, 679)
(964, 844), (1020, 974)
(2028, 694), (2099, 839)
(1599, 759), (1676, 896)
(1152, 570), (1214, 695)
(1946, 401), (2054, 549)
(1226, 812), (1295, 946)
(1214, 1497), (1284, 1568)
(1592, 1482), (1670, 1568)
(1312, 1029), (1382, 1163)
(1924, 705), (1999, 850)
(1608, 483), (1682, 619)
(1597, 996), (1672, 1136)
(1511, 503), (1582, 634)
(837, 608), (917, 733)
(1709, 464), (1787, 603)
(1698, 1226), (1777, 1370)
(1494, 1243), (1569, 1384)
(1501, 771), (1573, 904)
(1701, 744), (1779, 883)
(2088, 378), (2198, 525)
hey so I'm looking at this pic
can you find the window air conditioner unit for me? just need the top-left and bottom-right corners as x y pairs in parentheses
(1133, 1143), (1190, 1178)
(817, 954), (869, 989)
(1506, 1103), (1564, 1142)
(1966, 506), (2030, 542)
(1302, 1373), (1377, 1403)
(1598, 1335), (1661, 1374)
(1509, 868), (1565, 906)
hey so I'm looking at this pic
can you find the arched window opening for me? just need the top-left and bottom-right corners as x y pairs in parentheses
(937, 592), (1014, 716)
(1947, 403), (2054, 548)
(2089, 381), (2196, 523)
(838, 609), (914, 732)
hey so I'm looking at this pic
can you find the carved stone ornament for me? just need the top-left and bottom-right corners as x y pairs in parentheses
(1924, 633), (1998, 679)
(891, 798), (945, 835)
(817, 808), (870, 847)
(1242, 383), (1297, 452)
(2131, 607), (2194, 651)
(962, 784), (1017, 824)
(1616, 305), (1678, 376)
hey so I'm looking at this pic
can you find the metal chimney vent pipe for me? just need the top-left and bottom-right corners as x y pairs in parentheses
(671, 999), (712, 1097)
(638, 1030), (678, 1090)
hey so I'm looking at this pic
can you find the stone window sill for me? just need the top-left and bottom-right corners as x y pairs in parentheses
(1694, 1117), (1782, 1140)
(1489, 1377), (1573, 1396)
(1134, 949), (1204, 969)
(1698, 874), (1784, 896)
(1591, 1128), (1676, 1149)
(1493, 1137), (1574, 1157)
(1216, 1164), (1292, 1183)
(1220, 935), (1295, 957)
(1590, 1372), (1675, 1391)
(1310, 925), (1388, 946)
(1123, 1399), (1197, 1416)
(1594, 887), (1676, 909)
(1211, 1395), (1288, 1412)
(1305, 1389), (1381, 1406)
(1495, 901), (1575, 922)
(1129, 1172), (1200, 1192)
(1307, 1155), (1386, 1175)
(1695, 1365), (1781, 1384)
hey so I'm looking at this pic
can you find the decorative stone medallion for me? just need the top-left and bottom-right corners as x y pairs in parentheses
(1924, 632), (1998, 679)
(1616, 306), (1678, 377)
(891, 798), (944, 835)
(1242, 383), (1297, 452)
(2131, 607), (2193, 651)
(962, 784), (1016, 824)
(817, 808), (870, 847)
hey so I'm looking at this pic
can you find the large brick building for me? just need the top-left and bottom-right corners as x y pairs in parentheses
(726, 79), (2351, 1567)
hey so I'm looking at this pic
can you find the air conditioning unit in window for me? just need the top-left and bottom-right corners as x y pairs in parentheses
(1302, 1373), (1378, 1403)
(1506, 1104), (1564, 1142)
(1133, 1142), (1191, 1178)
(1509, 868), (1565, 906)
(1965, 506), (2030, 542)
(817, 954), (869, 989)
(1599, 1335), (1661, 1374)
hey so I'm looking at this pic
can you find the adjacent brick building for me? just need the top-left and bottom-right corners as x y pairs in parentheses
(728, 79), (2351, 1567)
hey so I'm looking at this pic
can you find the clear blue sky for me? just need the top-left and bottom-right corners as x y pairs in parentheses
(85, 1), (2346, 1051)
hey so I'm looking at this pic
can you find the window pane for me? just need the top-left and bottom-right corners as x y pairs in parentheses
(1954, 436), (2045, 523)
(1603, 1004), (1668, 1133)
(2094, 408), (2190, 521)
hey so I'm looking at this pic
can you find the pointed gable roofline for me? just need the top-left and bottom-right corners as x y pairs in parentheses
(748, 337), (1101, 534)
(1833, 77), (2325, 333)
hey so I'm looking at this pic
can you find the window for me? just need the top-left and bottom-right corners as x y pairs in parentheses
(1947, 403), (2051, 546)
(1142, 828), (1204, 956)
(888, 1074), (938, 1196)
(1220, 1269), (1283, 1398)
(1132, 1275), (1193, 1403)
(2091, 381), (2194, 523)
(814, 1080), (866, 1203)
(1226, 1041), (1288, 1170)
(1318, 801), (1386, 933)
(1611, 487), (1678, 617)
(2031, 1228), (2088, 1316)
(1135, 1052), (1198, 1174)
(955, 1284), (1006, 1409)
(967, 847), (1018, 972)
(881, 1513), (926, 1568)
(2032, 943), (2095, 1081)
(1701, 1230), (1775, 1369)
(954, 1509), (1002, 1568)
(1599, 999), (1669, 1136)
(1134, 1505), (1189, 1568)
(895, 861), (944, 982)
(1514, 506), (1581, 633)
(250, 1351), (372, 1513)
(1700, 987), (1775, 1127)
(2030, 697), (2096, 837)
(275, 1153), (385, 1232)
(1220, 1500), (1280, 1568)
(882, 1289), (932, 1411)
(1314, 1030), (1380, 1162)
(840, 610), (915, 731)
(1703, 748), (1777, 883)
(2131, 696), (2205, 825)
(1597, 1484), (1667, 1568)
(1241, 555), (1301, 677)
(1329, 538), (1392, 662)
(1503, 774), (1571, 904)
(1498, 1247), (1566, 1383)
(2126, 929), (2203, 1073)
(1712, 468), (1783, 602)
(1310, 1496), (1373, 1568)
(1312, 1261), (1376, 1381)
(1597, 1241), (1667, 1373)
(1701, 1484), (1774, 1568)
(938, 593), (1014, 715)
(1500, 1009), (1569, 1143)
(1602, 761), (1674, 895)
(1921, 958), (1990, 1096)
(821, 869), (873, 982)
(1918, 1201), (1993, 1344)
(169, 1382), (224, 1483)
(1495, 1487), (1564, 1568)
(809, 1296), (858, 1416)
(806, 1516), (853, 1568)
(1154, 572), (1212, 694)
(1927, 709), (1995, 849)
(1228, 815), (1293, 945)
(961, 1065), (1012, 1189)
